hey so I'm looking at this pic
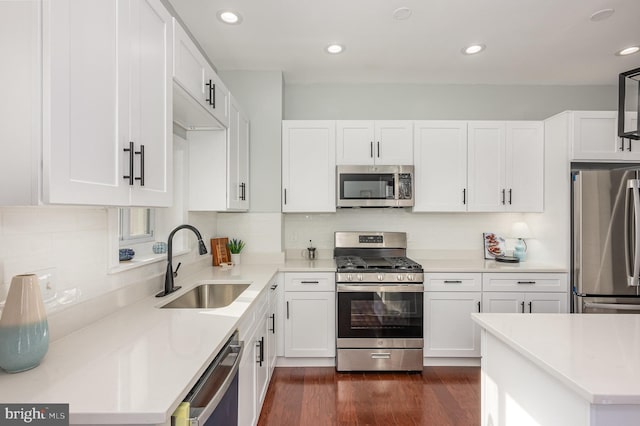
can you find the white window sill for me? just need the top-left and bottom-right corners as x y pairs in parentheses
(108, 249), (190, 274)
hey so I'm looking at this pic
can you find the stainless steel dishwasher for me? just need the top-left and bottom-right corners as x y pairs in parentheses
(173, 330), (244, 426)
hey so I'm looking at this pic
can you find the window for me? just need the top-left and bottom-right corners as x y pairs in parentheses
(119, 208), (155, 245)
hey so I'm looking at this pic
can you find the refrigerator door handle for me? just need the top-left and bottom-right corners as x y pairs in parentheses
(626, 179), (640, 287)
(584, 301), (640, 311)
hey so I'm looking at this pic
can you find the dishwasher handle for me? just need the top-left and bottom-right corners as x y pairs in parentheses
(185, 340), (244, 426)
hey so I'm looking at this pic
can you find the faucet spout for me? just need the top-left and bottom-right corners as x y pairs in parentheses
(156, 224), (208, 297)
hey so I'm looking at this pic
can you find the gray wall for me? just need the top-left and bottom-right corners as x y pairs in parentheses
(284, 84), (617, 120)
(219, 71), (283, 213)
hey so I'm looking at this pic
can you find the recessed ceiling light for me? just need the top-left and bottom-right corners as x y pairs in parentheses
(326, 44), (345, 54)
(616, 46), (640, 56)
(217, 10), (242, 25)
(392, 7), (412, 20)
(462, 44), (486, 55)
(590, 8), (615, 22)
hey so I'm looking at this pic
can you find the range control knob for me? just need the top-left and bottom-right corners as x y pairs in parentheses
(407, 274), (414, 281)
(347, 274), (353, 281)
(377, 274), (384, 281)
(357, 274), (363, 281)
(397, 274), (405, 281)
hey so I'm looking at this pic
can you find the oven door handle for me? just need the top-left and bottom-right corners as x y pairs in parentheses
(337, 284), (424, 292)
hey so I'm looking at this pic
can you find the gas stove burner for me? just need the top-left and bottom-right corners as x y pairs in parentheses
(335, 255), (423, 273)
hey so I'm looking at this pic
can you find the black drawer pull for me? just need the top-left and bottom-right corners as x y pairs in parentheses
(301, 281), (319, 284)
(517, 281), (536, 284)
(444, 280), (462, 284)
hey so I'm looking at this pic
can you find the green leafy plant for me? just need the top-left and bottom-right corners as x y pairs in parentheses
(227, 238), (246, 254)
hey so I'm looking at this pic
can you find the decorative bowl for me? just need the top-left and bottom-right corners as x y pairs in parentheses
(119, 248), (135, 261)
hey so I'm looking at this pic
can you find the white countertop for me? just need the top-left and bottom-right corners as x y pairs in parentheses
(472, 313), (640, 405)
(417, 258), (567, 273)
(0, 258), (566, 425)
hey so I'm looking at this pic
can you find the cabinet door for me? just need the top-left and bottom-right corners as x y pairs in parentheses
(45, 0), (129, 205)
(525, 292), (568, 313)
(238, 325), (257, 426)
(424, 292), (481, 357)
(414, 121), (467, 212)
(173, 20), (207, 107)
(284, 291), (336, 357)
(256, 315), (269, 410)
(205, 67), (230, 128)
(505, 122), (543, 212)
(336, 121), (375, 165)
(227, 96), (242, 210)
(482, 292), (525, 313)
(282, 121), (336, 212)
(267, 282), (279, 375)
(571, 111), (626, 161)
(375, 121), (413, 165)
(237, 107), (250, 210)
(128, 0), (173, 207)
(467, 122), (506, 211)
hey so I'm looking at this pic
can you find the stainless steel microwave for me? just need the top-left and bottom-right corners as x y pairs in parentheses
(336, 165), (414, 208)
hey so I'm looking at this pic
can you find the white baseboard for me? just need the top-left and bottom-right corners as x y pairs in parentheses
(423, 357), (481, 367)
(275, 357), (336, 367)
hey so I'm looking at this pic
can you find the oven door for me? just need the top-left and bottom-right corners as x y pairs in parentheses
(337, 284), (423, 348)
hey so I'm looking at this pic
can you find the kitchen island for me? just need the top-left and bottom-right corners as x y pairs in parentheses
(472, 313), (640, 426)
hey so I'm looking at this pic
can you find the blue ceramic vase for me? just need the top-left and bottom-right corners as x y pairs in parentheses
(0, 274), (49, 373)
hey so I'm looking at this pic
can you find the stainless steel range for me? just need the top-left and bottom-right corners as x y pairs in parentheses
(334, 231), (424, 372)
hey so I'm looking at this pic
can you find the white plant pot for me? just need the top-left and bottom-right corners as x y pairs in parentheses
(231, 253), (241, 265)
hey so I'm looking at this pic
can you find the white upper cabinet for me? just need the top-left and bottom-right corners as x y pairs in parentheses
(188, 95), (249, 212)
(282, 121), (336, 213)
(414, 121), (468, 212)
(570, 111), (640, 162)
(172, 19), (228, 129)
(43, 0), (173, 207)
(505, 122), (544, 212)
(227, 95), (250, 210)
(336, 120), (413, 165)
(468, 121), (543, 212)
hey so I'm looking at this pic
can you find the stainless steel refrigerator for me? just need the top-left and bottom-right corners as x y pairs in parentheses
(572, 167), (640, 313)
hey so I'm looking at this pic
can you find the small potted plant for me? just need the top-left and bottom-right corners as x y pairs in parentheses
(227, 238), (246, 265)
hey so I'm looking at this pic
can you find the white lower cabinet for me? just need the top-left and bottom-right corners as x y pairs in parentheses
(424, 292), (481, 357)
(283, 273), (336, 358)
(482, 273), (569, 314)
(238, 287), (270, 426)
(424, 273), (482, 358)
(267, 275), (281, 376)
(482, 292), (568, 313)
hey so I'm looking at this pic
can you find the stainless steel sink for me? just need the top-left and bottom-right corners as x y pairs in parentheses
(160, 283), (250, 309)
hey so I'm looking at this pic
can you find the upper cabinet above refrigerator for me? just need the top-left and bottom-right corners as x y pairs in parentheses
(571, 111), (640, 162)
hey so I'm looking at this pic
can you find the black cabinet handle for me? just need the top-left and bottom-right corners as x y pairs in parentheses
(517, 281), (536, 284)
(135, 144), (145, 186)
(270, 283), (278, 290)
(301, 280), (319, 284)
(620, 139), (625, 151)
(284, 188), (287, 205)
(477, 301), (481, 312)
(520, 301), (525, 313)
(270, 313), (275, 334)
(463, 188), (466, 205)
(123, 141), (134, 185)
(256, 337), (264, 366)
(508, 189), (512, 205)
(444, 280), (462, 284)
(205, 80), (215, 108)
(239, 183), (246, 201)
(377, 141), (380, 158)
(370, 141), (373, 158)
(286, 301), (289, 319)
(528, 301), (532, 313)
(501, 189), (506, 205)
(628, 139), (632, 152)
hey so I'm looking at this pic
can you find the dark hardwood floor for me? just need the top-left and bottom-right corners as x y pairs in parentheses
(257, 367), (480, 426)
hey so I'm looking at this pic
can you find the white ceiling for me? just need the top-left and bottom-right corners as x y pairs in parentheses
(170, 0), (640, 85)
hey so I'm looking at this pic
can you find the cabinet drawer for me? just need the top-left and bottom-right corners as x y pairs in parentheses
(482, 273), (568, 292)
(285, 272), (335, 292)
(425, 273), (482, 292)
